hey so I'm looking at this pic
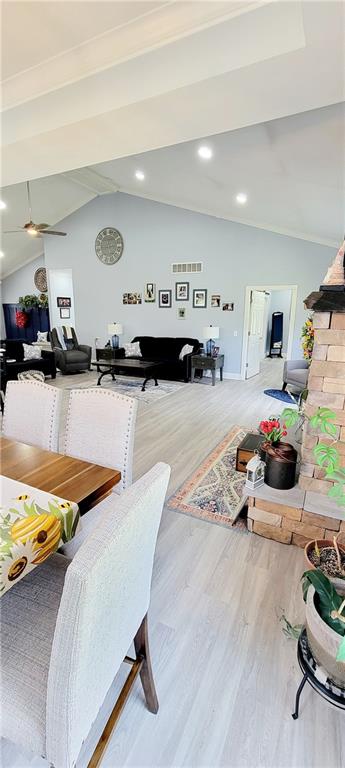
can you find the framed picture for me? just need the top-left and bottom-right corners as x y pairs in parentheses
(127, 292), (142, 305)
(60, 307), (70, 319)
(193, 289), (207, 308)
(123, 293), (128, 304)
(175, 282), (189, 301)
(57, 297), (71, 308)
(159, 290), (172, 308)
(212, 346), (220, 358)
(144, 283), (156, 302)
(178, 307), (186, 319)
(222, 302), (234, 311)
(211, 294), (221, 308)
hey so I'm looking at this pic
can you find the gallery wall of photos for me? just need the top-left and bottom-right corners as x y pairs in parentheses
(122, 283), (234, 316)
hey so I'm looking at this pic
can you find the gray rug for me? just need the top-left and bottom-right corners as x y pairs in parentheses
(66, 376), (186, 406)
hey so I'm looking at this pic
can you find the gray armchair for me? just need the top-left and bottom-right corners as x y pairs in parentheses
(51, 326), (91, 374)
(282, 359), (309, 391)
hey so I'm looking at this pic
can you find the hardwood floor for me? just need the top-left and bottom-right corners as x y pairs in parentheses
(2, 359), (344, 768)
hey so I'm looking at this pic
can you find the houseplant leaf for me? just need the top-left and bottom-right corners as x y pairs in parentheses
(302, 570), (345, 636)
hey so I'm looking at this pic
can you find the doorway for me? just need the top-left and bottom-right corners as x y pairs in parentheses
(241, 284), (297, 379)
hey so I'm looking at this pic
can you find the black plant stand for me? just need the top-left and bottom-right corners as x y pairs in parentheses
(292, 629), (345, 719)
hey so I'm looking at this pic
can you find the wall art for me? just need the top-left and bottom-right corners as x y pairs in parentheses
(159, 290), (172, 308)
(144, 283), (156, 302)
(57, 297), (71, 308)
(175, 282), (189, 301)
(193, 289), (207, 308)
(211, 294), (221, 308)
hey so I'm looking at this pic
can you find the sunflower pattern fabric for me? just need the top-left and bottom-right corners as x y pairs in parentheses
(0, 476), (80, 595)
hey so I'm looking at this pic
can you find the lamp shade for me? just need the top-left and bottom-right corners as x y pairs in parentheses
(108, 323), (123, 335)
(203, 326), (219, 339)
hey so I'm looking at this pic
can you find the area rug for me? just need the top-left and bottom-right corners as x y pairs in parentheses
(264, 388), (298, 405)
(168, 426), (249, 530)
(67, 376), (186, 406)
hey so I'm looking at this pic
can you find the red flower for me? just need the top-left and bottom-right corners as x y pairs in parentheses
(282, 430), (287, 436)
(15, 310), (29, 328)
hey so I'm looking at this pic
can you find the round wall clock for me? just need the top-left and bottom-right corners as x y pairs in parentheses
(95, 227), (124, 265)
(34, 267), (47, 292)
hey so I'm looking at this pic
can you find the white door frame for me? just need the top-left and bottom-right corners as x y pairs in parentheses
(241, 284), (298, 380)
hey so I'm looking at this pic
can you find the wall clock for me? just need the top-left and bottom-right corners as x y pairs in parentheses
(34, 267), (47, 292)
(95, 227), (124, 265)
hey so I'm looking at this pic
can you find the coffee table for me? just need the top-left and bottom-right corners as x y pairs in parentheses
(92, 358), (163, 391)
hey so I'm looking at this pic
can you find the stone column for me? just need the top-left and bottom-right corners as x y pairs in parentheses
(299, 311), (345, 494)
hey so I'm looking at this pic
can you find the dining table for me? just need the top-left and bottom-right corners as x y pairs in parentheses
(0, 436), (121, 595)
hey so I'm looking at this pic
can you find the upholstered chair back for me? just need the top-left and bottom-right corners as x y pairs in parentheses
(46, 462), (170, 768)
(64, 388), (137, 491)
(2, 380), (62, 451)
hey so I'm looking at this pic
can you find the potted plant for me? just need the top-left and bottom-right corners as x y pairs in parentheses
(19, 294), (40, 309)
(305, 534), (345, 595)
(258, 416), (297, 490)
(301, 315), (314, 362)
(303, 569), (345, 685)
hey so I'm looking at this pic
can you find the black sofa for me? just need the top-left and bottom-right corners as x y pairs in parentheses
(117, 336), (200, 381)
(2, 339), (56, 386)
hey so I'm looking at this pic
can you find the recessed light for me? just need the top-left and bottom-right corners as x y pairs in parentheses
(0, 200), (6, 210)
(135, 170), (145, 181)
(197, 145), (213, 160)
(0, 251), (4, 258)
(236, 192), (248, 205)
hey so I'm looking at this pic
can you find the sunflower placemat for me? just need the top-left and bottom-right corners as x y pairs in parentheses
(0, 475), (80, 595)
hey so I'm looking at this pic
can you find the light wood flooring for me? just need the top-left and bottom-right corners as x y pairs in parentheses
(2, 359), (344, 768)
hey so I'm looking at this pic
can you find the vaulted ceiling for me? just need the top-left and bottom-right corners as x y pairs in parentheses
(1, 1), (344, 278)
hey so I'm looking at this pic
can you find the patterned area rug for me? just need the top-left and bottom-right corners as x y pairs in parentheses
(168, 425), (249, 529)
(67, 376), (186, 406)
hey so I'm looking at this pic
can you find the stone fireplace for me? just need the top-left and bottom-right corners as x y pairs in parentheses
(248, 241), (345, 546)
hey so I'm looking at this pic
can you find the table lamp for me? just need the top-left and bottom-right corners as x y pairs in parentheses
(203, 326), (219, 356)
(108, 323), (123, 349)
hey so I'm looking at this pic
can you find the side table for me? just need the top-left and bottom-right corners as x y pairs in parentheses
(191, 354), (224, 386)
(292, 628), (345, 719)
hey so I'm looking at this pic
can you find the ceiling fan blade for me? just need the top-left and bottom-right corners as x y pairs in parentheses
(36, 223), (50, 230)
(3, 229), (26, 233)
(42, 230), (67, 236)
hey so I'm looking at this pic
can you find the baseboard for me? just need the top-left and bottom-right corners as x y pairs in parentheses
(202, 372), (243, 381)
(223, 372), (243, 380)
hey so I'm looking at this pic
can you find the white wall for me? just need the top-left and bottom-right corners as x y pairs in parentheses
(40, 193), (334, 375)
(47, 269), (75, 330)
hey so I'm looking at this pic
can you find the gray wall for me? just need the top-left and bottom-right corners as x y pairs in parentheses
(41, 193), (333, 375)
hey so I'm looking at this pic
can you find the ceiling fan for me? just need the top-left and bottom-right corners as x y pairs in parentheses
(3, 181), (67, 237)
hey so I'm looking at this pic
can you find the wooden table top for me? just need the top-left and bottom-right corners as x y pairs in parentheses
(0, 436), (121, 514)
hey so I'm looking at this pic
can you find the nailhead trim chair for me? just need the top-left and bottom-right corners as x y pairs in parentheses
(0, 463), (170, 768)
(61, 387), (138, 558)
(2, 380), (62, 452)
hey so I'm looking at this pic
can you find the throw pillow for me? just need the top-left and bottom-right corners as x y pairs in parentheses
(124, 341), (142, 358)
(23, 343), (41, 361)
(37, 331), (48, 342)
(179, 343), (194, 360)
(18, 370), (45, 382)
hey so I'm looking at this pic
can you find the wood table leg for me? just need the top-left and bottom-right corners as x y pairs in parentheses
(134, 614), (159, 713)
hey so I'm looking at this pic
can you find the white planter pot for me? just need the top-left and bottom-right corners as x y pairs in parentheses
(306, 585), (345, 687)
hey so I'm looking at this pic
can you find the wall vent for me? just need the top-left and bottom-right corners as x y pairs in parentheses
(171, 262), (203, 274)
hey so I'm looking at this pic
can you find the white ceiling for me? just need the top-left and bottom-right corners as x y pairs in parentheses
(93, 103), (345, 246)
(1, 102), (344, 278)
(2, 1), (344, 186)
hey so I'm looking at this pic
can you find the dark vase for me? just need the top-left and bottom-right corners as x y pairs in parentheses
(264, 441), (297, 490)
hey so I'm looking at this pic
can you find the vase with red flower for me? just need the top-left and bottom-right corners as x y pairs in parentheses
(258, 417), (297, 489)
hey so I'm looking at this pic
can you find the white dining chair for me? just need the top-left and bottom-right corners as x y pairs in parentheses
(64, 387), (138, 492)
(2, 379), (62, 452)
(0, 462), (170, 768)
